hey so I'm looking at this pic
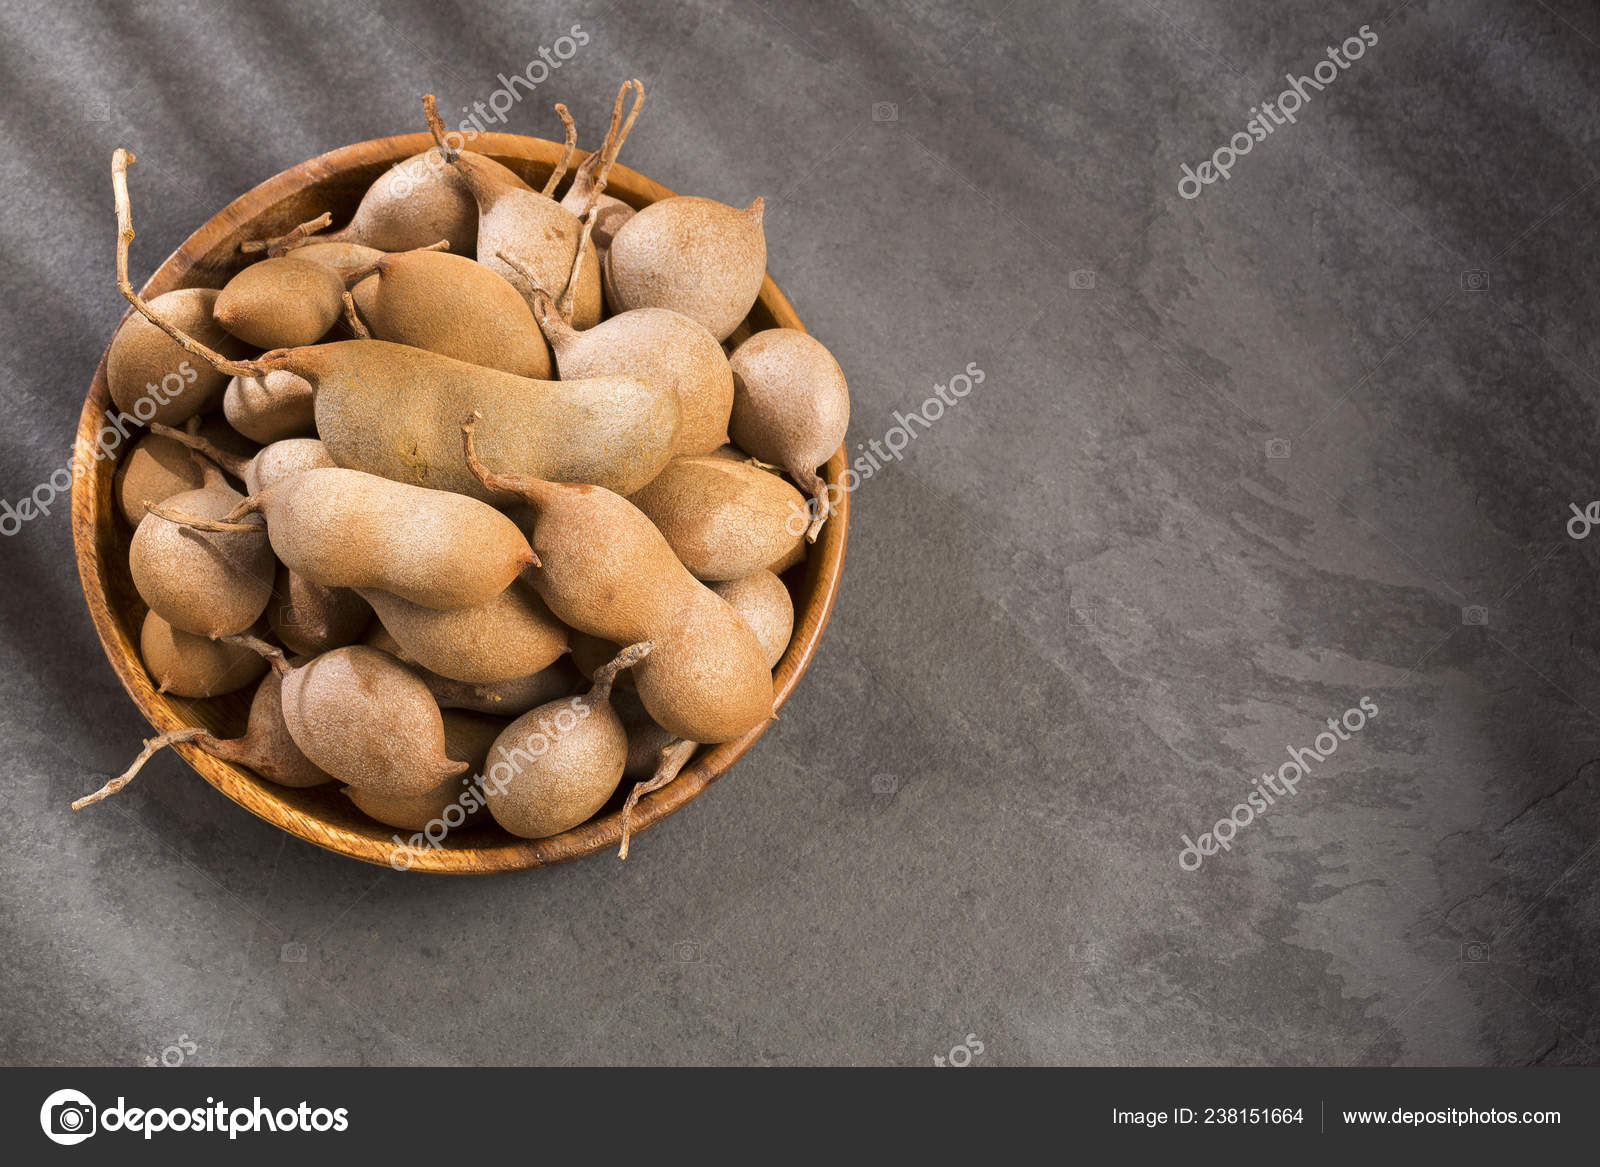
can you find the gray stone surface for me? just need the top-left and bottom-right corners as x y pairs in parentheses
(2, 0), (1597, 1066)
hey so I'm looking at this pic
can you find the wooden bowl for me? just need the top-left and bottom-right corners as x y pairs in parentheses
(70, 133), (848, 874)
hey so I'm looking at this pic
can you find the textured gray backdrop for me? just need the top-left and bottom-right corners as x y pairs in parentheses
(2, 0), (1598, 1066)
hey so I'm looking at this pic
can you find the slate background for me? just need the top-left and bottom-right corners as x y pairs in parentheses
(3, 0), (1598, 1065)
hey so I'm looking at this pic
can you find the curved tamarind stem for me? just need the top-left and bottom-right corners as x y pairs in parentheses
(240, 212), (334, 256)
(617, 738), (697, 859)
(581, 78), (645, 215)
(217, 633), (292, 677)
(459, 412), (554, 529)
(421, 94), (458, 164)
(341, 291), (370, 339)
(590, 642), (653, 706)
(496, 250), (571, 332)
(339, 239), (449, 287)
(341, 258), (382, 286)
(148, 422), (251, 480)
(73, 727), (212, 809)
(548, 79), (644, 321)
(423, 94), (514, 211)
(558, 203), (601, 323)
(793, 467), (830, 543)
(564, 147), (602, 207)
(541, 103), (578, 197)
(141, 499), (263, 534)
(112, 150), (265, 379)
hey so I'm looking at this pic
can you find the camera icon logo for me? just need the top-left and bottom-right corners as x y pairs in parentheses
(1265, 438), (1291, 460)
(871, 102), (899, 122)
(1068, 269), (1096, 291)
(40, 1089), (97, 1145)
(1461, 605), (1489, 626)
(1461, 941), (1490, 963)
(869, 773), (899, 795)
(1461, 269), (1490, 292)
(674, 940), (704, 963)
(280, 941), (307, 963)
(83, 99), (110, 123)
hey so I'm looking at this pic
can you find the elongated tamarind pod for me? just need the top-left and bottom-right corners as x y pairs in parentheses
(111, 151), (678, 502)
(462, 415), (774, 743)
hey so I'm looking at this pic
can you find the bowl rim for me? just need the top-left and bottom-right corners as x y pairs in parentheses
(69, 131), (849, 874)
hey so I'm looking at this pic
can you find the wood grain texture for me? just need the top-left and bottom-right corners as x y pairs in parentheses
(70, 133), (849, 874)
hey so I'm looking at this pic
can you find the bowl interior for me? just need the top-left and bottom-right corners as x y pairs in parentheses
(71, 132), (848, 873)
